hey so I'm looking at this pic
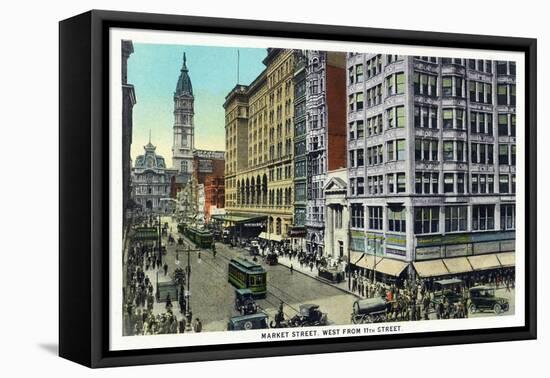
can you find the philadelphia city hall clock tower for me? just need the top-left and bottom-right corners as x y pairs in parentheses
(172, 52), (195, 180)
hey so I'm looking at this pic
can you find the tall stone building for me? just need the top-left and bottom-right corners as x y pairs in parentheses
(224, 84), (250, 213)
(172, 53), (195, 182)
(223, 49), (295, 242)
(305, 51), (347, 256)
(121, 40), (136, 230)
(291, 50), (307, 249)
(346, 54), (516, 280)
(193, 149), (225, 222)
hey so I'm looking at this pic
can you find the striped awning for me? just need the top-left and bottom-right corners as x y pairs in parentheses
(375, 258), (408, 277)
(443, 257), (473, 274)
(350, 252), (407, 277)
(496, 252), (516, 267)
(258, 232), (283, 242)
(467, 254), (502, 271)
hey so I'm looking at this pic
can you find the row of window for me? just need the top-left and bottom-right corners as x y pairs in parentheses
(350, 203), (516, 234)
(349, 171), (516, 196)
(350, 106), (514, 141)
(349, 172), (406, 196)
(348, 54), (404, 85)
(416, 57), (516, 77)
(351, 140), (514, 169)
(352, 140), (514, 169)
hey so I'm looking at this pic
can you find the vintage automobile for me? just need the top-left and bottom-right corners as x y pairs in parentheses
(246, 245), (260, 256)
(288, 304), (328, 327)
(351, 297), (388, 324)
(227, 312), (269, 331)
(234, 288), (258, 315)
(173, 267), (186, 286)
(431, 278), (465, 306)
(265, 253), (278, 265)
(318, 266), (345, 283)
(468, 286), (510, 314)
(222, 229), (232, 244)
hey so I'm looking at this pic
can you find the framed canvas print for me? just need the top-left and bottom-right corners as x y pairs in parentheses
(59, 10), (537, 368)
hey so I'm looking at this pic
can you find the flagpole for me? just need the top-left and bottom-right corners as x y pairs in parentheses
(237, 49), (240, 84)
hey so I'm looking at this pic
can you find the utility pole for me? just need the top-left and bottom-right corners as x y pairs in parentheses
(185, 243), (192, 332)
(347, 211), (351, 290)
(158, 213), (162, 265)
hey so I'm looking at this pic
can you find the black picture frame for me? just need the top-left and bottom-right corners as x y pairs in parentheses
(59, 9), (537, 368)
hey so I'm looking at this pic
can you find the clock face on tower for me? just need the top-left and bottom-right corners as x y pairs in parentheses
(146, 156), (154, 168)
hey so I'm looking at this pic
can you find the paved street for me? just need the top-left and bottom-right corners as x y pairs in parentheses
(157, 216), (357, 331)
(132, 215), (515, 334)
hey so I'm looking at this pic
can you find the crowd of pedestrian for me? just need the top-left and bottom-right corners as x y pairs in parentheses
(123, 216), (204, 335)
(238, 237), (515, 322)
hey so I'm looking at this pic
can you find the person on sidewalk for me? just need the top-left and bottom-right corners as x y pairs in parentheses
(290, 264), (293, 275)
(193, 318), (202, 333)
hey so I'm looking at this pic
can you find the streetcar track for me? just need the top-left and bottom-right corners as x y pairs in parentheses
(175, 235), (303, 317)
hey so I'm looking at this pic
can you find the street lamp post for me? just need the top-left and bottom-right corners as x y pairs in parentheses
(347, 212), (351, 290)
(157, 213), (163, 266)
(185, 243), (192, 332)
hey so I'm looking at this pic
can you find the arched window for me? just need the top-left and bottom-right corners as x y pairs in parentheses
(256, 175), (261, 204)
(262, 174), (268, 205)
(250, 177), (255, 204)
(245, 178), (250, 205)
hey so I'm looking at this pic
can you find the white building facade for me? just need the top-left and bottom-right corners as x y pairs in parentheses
(346, 53), (516, 280)
(323, 168), (349, 261)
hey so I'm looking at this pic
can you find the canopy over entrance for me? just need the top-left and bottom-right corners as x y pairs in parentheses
(211, 213), (266, 224)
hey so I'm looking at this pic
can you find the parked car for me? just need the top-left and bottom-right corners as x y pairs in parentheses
(234, 288), (258, 315)
(265, 253), (278, 265)
(288, 304), (328, 327)
(468, 286), (510, 314)
(227, 312), (269, 331)
(431, 278), (465, 306)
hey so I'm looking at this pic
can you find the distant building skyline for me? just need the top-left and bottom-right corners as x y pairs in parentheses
(128, 43), (266, 168)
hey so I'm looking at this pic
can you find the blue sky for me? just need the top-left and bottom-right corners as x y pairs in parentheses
(128, 43), (267, 166)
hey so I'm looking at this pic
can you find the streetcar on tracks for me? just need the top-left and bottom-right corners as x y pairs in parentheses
(178, 224), (214, 249)
(228, 258), (267, 298)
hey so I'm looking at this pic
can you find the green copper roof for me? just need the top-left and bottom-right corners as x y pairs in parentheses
(175, 52), (193, 97)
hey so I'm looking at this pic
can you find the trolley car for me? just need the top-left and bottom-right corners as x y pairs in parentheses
(182, 226), (213, 249)
(228, 258), (267, 298)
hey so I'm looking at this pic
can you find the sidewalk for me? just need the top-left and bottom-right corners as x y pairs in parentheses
(276, 255), (361, 299)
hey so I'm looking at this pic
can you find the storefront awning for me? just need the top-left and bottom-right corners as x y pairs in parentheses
(467, 254), (502, 271)
(350, 252), (377, 270)
(350, 252), (406, 276)
(443, 257), (473, 274)
(413, 260), (449, 278)
(258, 232), (283, 242)
(211, 213), (266, 224)
(375, 258), (408, 277)
(496, 252), (516, 267)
